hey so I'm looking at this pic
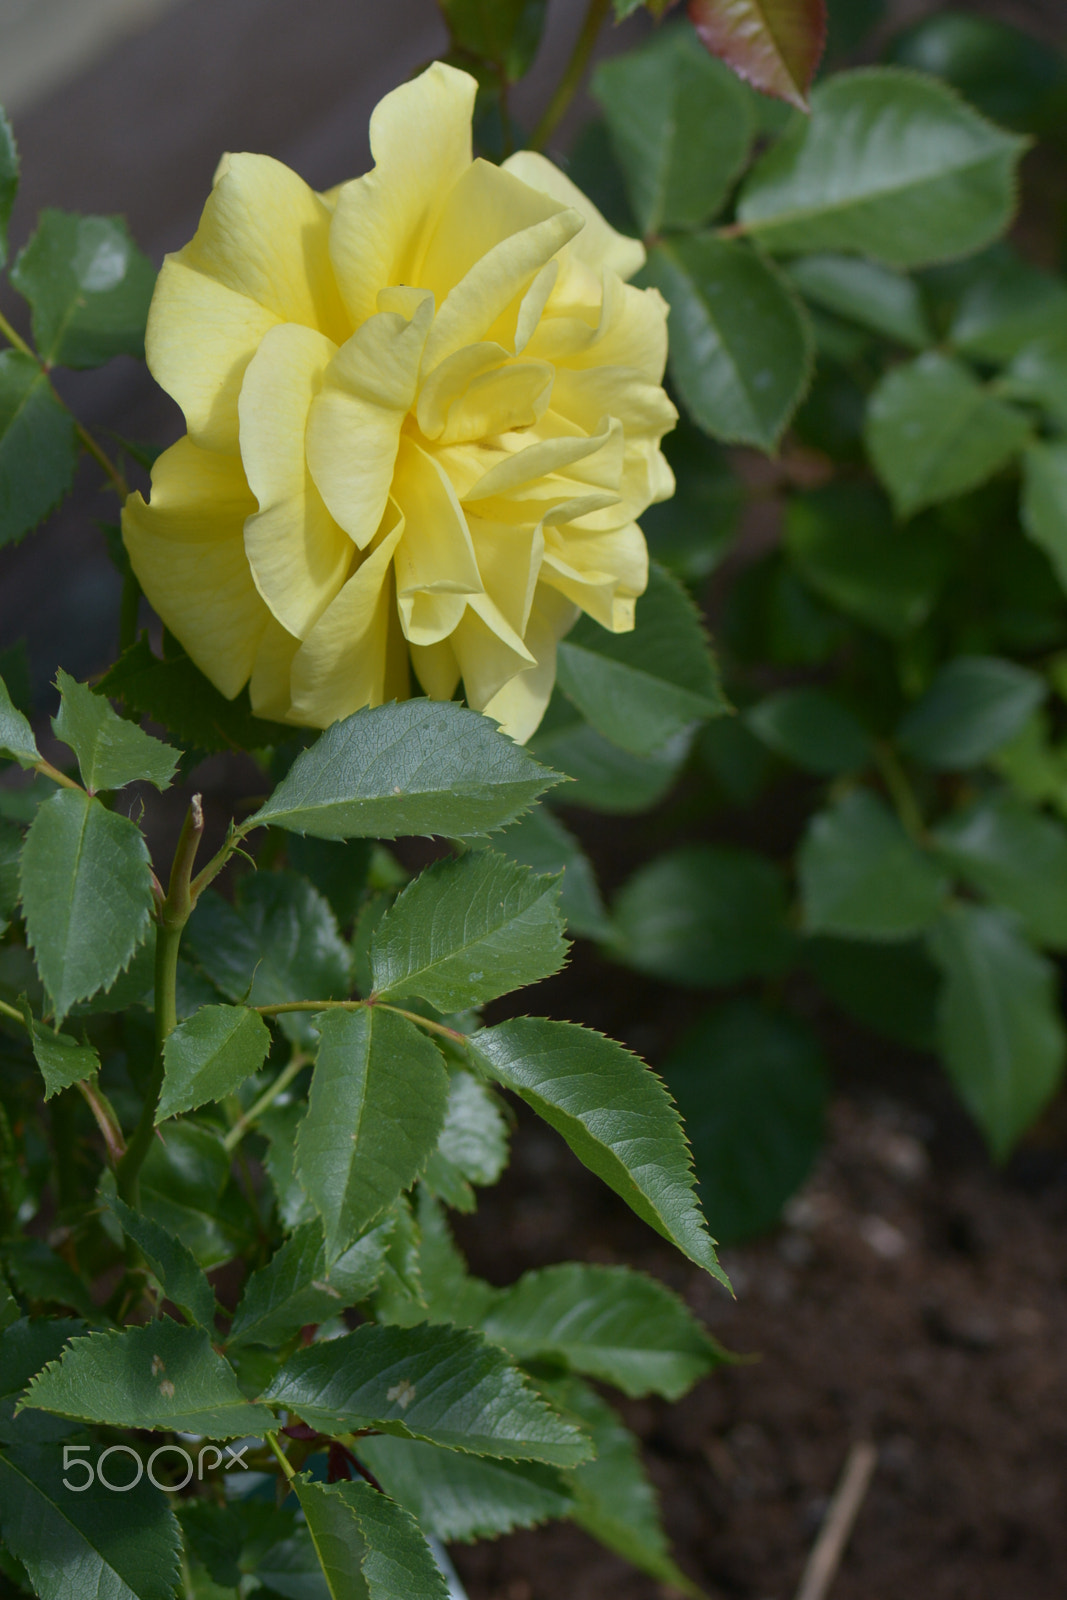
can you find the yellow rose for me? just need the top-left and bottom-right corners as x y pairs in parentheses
(122, 62), (676, 742)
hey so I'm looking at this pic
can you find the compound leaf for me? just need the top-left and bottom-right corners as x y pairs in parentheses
(17, 1321), (272, 1438)
(370, 850), (566, 1012)
(737, 69), (1027, 265)
(250, 701), (562, 841)
(263, 1322), (592, 1466)
(52, 670), (179, 793)
(20, 788), (154, 1022)
(103, 1196), (216, 1329)
(227, 1218), (392, 1349)
(293, 1474), (448, 1600)
(156, 1004), (271, 1123)
(472, 1017), (727, 1283)
(0, 350), (78, 548)
(11, 210), (156, 369)
(799, 790), (948, 940)
(897, 656), (1045, 770)
(294, 1007), (449, 1260)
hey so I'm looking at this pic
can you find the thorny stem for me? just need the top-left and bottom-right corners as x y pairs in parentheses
(529, 0), (611, 150)
(224, 1050), (309, 1152)
(116, 795), (205, 1206)
(0, 307), (129, 501)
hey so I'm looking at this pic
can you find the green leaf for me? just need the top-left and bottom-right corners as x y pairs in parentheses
(592, 25), (755, 234)
(927, 904), (1066, 1160)
(423, 1066), (510, 1211)
(98, 635), (291, 754)
(0, 671), (39, 767)
(370, 850), (566, 1012)
(804, 936), (938, 1051)
(1000, 313), (1067, 431)
(897, 656), (1045, 770)
(747, 686), (871, 775)
(541, 1373), (699, 1598)
(472, 1017), (727, 1282)
(799, 790), (948, 940)
(439, 0), (547, 80)
(481, 1262), (721, 1399)
(0, 109), (16, 269)
(885, 11), (1067, 137)
(645, 235), (813, 450)
(2, 1241), (95, 1320)
(1022, 441), (1067, 593)
(227, 1217), (391, 1349)
(689, 0), (827, 112)
(865, 353), (1030, 518)
(663, 999), (827, 1243)
(785, 483), (950, 637)
(260, 1102), (317, 1231)
(932, 792), (1067, 950)
(287, 834), (374, 929)
(250, 701), (561, 841)
(784, 253), (932, 349)
(0, 1318), (85, 1442)
(640, 417), (742, 585)
(295, 1008), (449, 1260)
(22, 1004), (100, 1099)
(528, 693), (693, 814)
(17, 1321), (272, 1437)
(556, 563), (726, 757)
(51, 670), (178, 793)
(354, 1436), (575, 1543)
(0, 1442), (181, 1600)
(946, 245), (1067, 363)
(264, 1322), (592, 1465)
(140, 1121), (243, 1270)
(20, 787), (154, 1022)
(156, 1004), (271, 1122)
(500, 806), (610, 940)
(10, 211), (156, 369)
(736, 69), (1027, 265)
(0, 349), (78, 548)
(609, 843), (794, 985)
(185, 872), (350, 1048)
(293, 1475), (448, 1600)
(103, 1196), (216, 1328)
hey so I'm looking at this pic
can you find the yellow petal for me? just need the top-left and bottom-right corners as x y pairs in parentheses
(185, 153), (348, 340)
(329, 62), (477, 328)
(550, 366), (678, 441)
(289, 519), (406, 726)
(542, 519), (648, 631)
(410, 638), (461, 701)
(452, 604), (536, 713)
(481, 585), (579, 743)
(421, 163), (584, 372)
(391, 434), (483, 606)
(306, 294), (433, 548)
(503, 150), (646, 283)
(146, 258), (280, 453)
(122, 438), (266, 699)
(239, 323), (353, 639)
(416, 342), (508, 440)
(463, 416), (624, 508)
(439, 360), (555, 445)
(467, 516), (543, 638)
(249, 617), (300, 721)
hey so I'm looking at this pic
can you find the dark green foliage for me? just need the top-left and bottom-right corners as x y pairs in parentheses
(11, 211), (155, 369)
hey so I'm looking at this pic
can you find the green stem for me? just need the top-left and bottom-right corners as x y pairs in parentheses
(874, 742), (926, 841)
(0, 308), (129, 501)
(266, 1430), (296, 1482)
(0, 997), (26, 1027)
(252, 998), (467, 1047)
(529, 0), (611, 150)
(224, 1051), (309, 1152)
(116, 796), (204, 1206)
(33, 758), (83, 792)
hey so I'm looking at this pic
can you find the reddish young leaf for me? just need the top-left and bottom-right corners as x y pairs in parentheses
(687, 0), (826, 110)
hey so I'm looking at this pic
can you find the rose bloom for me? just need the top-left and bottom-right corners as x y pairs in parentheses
(123, 62), (676, 742)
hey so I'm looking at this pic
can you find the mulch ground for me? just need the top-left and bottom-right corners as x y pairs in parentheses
(450, 973), (1067, 1600)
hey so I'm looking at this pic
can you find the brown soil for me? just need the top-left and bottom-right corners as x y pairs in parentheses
(448, 937), (1067, 1600)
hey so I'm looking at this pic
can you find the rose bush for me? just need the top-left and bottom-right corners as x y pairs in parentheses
(121, 61), (676, 741)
